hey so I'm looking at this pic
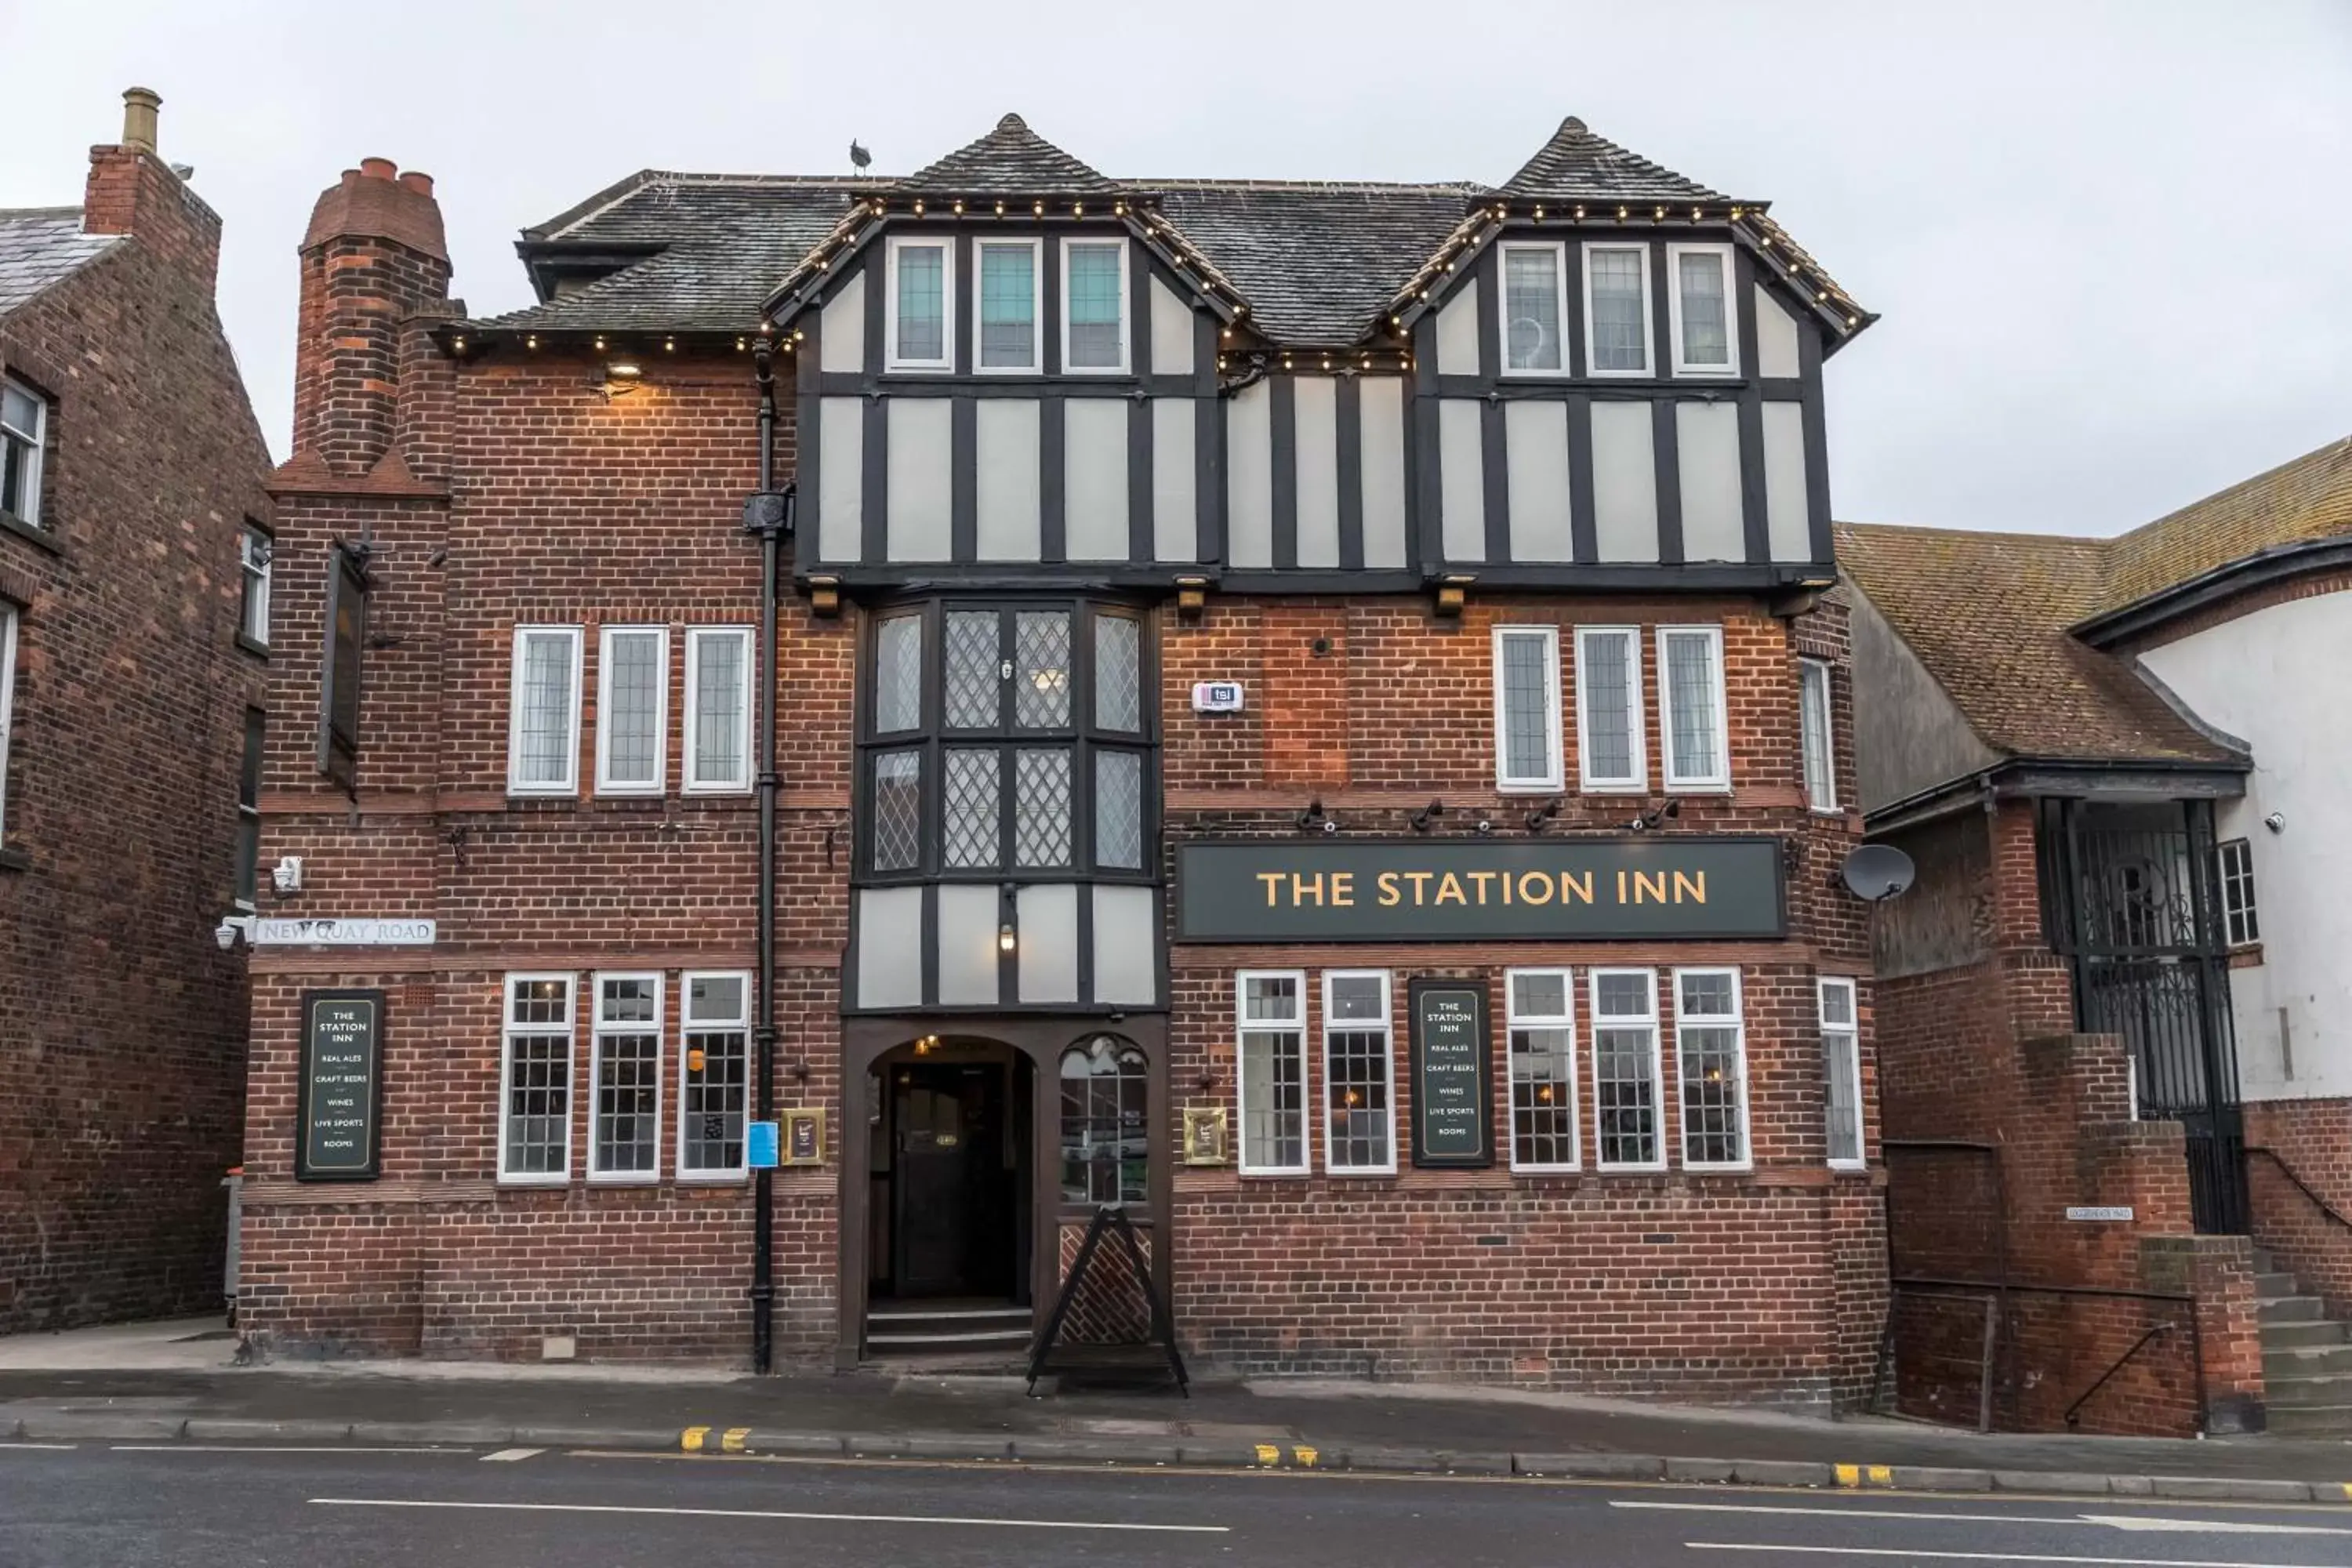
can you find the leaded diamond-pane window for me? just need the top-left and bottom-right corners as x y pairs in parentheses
(1094, 615), (1142, 732)
(1014, 612), (1071, 729)
(1014, 748), (1073, 867)
(871, 750), (923, 872)
(1095, 750), (1143, 869)
(944, 612), (999, 730)
(943, 749), (1001, 869)
(875, 615), (923, 733)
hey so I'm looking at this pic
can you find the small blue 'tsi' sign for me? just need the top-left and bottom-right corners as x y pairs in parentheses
(746, 1120), (781, 1169)
(1192, 681), (1245, 714)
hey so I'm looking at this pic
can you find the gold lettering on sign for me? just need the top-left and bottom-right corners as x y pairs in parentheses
(1562, 869), (1595, 905)
(1436, 873), (1467, 906)
(1291, 873), (1325, 906)
(1616, 869), (1628, 903)
(1258, 871), (1284, 906)
(1377, 873), (1401, 906)
(1467, 870), (1496, 905)
(1518, 871), (1554, 906)
(1673, 870), (1708, 904)
(1406, 871), (1433, 905)
(1331, 871), (1356, 908)
(1635, 871), (1668, 903)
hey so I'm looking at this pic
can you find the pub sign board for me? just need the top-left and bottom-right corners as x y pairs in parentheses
(1408, 978), (1492, 1168)
(296, 989), (384, 1181)
(1175, 837), (1785, 942)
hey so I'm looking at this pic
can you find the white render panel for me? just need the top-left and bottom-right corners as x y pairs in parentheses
(1294, 376), (1341, 568)
(1504, 399), (1573, 563)
(1436, 286), (1480, 376)
(1675, 401), (1745, 563)
(975, 397), (1042, 560)
(1589, 400), (1659, 562)
(1091, 885), (1158, 1006)
(816, 396), (864, 561)
(1226, 380), (1273, 568)
(886, 399), (953, 561)
(1149, 275), (1195, 377)
(1063, 398), (1129, 560)
(1016, 883), (1080, 1004)
(935, 884), (1001, 1006)
(1359, 376), (1408, 568)
(818, 270), (866, 374)
(1755, 285), (1802, 379)
(1438, 398), (1486, 562)
(1762, 401), (1813, 562)
(1151, 398), (1197, 562)
(855, 887), (924, 1009)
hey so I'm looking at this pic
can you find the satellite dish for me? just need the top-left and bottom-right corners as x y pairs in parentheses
(1840, 843), (1916, 902)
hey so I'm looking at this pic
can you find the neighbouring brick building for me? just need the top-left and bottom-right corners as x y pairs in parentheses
(1842, 440), (2352, 1435)
(0, 90), (274, 1330)
(241, 113), (1891, 1409)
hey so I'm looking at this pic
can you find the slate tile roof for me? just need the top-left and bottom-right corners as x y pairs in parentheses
(479, 112), (1865, 350)
(1838, 435), (2352, 768)
(0, 207), (121, 318)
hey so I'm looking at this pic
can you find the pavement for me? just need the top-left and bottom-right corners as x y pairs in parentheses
(0, 1318), (2347, 1504)
(8, 1442), (2352, 1568)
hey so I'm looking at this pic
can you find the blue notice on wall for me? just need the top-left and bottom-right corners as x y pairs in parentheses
(746, 1120), (781, 1169)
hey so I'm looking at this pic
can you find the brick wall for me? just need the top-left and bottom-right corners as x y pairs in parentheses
(0, 139), (269, 1328)
(2246, 1097), (2352, 1323)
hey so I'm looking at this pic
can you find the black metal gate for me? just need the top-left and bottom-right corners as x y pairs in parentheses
(2038, 798), (2248, 1234)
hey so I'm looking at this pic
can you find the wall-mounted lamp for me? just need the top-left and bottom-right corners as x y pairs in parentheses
(212, 914), (252, 951)
(1410, 799), (1446, 833)
(1432, 573), (1475, 618)
(1628, 799), (1682, 833)
(1297, 797), (1334, 834)
(806, 574), (842, 617)
(597, 361), (644, 399)
(1174, 575), (1209, 620)
(998, 921), (1018, 954)
(1525, 797), (1563, 834)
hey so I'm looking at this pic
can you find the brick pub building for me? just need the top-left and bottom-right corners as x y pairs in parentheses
(1839, 443), (2352, 1435)
(243, 114), (1887, 1406)
(0, 90), (273, 1329)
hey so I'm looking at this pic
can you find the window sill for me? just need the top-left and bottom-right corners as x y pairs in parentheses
(0, 846), (27, 873)
(2227, 942), (2266, 971)
(235, 631), (270, 661)
(0, 510), (60, 556)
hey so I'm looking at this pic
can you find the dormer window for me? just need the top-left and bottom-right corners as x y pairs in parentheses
(977, 239), (1042, 372)
(1061, 238), (1128, 373)
(886, 238), (953, 372)
(1582, 243), (1652, 377)
(1499, 243), (1567, 375)
(1668, 243), (1738, 376)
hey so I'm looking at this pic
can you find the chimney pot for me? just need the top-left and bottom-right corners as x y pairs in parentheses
(121, 86), (162, 155)
(397, 171), (434, 197)
(360, 157), (397, 180)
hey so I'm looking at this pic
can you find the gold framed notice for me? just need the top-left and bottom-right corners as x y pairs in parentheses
(780, 1107), (826, 1166)
(1181, 1103), (1229, 1166)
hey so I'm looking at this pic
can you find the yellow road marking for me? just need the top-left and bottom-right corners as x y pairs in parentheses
(1294, 1446), (1318, 1469)
(720, 1428), (751, 1454)
(1254, 1444), (1280, 1467)
(681, 1426), (710, 1454)
(1869, 1466), (1893, 1486)
(1837, 1465), (1861, 1488)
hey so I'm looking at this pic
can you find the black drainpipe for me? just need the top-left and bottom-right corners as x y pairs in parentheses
(742, 337), (793, 1374)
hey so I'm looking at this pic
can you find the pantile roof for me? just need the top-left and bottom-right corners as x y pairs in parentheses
(0, 207), (120, 318)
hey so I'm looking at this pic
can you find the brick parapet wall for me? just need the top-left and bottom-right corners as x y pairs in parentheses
(2245, 1097), (2352, 1324)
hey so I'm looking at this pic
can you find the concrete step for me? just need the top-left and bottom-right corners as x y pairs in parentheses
(865, 1300), (1032, 1355)
(2261, 1401), (2352, 1437)
(2260, 1318), (2349, 1350)
(2251, 1245), (2276, 1274)
(2261, 1370), (2352, 1407)
(2256, 1270), (2303, 1301)
(2259, 1294), (2327, 1324)
(2265, 1341), (2352, 1378)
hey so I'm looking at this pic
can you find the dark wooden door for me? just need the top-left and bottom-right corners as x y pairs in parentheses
(892, 1065), (1010, 1297)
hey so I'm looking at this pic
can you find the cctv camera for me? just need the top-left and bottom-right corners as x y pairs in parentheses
(214, 919), (241, 951)
(2263, 812), (2285, 833)
(1320, 818), (1339, 835)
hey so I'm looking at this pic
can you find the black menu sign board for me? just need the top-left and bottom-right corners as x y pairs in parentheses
(298, 989), (384, 1181)
(1409, 978), (1492, 1168)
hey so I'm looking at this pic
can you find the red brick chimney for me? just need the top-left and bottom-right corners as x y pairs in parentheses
(288, 157), (452, 477)
(82, 87), (223, 286)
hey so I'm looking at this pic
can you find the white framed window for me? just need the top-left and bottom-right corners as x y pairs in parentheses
(1, 376), (46, 528)
(1820, 976), (1864, 1170)
(679, 971), (752, 1181)
(589, 972), (663, 1181)
(1499, 241), (1568, 375)
(239, 523), (272, 648)
(507, 625), (583, 796)
(975, 238), (1043, 373)
(1507, 968), (1578, 1172)
(0, 603), (20, 842)
(1573, 625), (1646, 793)
(1675, 967), (1750, 1170)
(2218, 837), (2259, 946)
(885, 237), (953, 372)
(234, 708), (263, 910)
(1666, 242), (1738, 376)
(1236, 971), (1308, 1175)
(1492, 625), (1563, 791)
(595, 626), (668, 796)
(1060, 237), (1129, 374)
(1799, 658), (1836, 813)
(1323, 970), (1396, 1174)
(499, 973), (575, 1184)
(1657, 625), (1729, 791)
(684, 626), (754, 794)
(1582, 243), (1653, 377)
(1590, 968), (1663, 1171)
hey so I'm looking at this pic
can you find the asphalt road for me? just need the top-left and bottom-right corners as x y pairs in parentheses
(4, 1442), (2351, 1567)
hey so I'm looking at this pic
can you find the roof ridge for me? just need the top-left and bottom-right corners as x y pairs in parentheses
(0, 205), (89, 220)
(2114, 433), (2352, 546)
(1138, 178), (1482, 194)
(1838, 519), (2115, 550)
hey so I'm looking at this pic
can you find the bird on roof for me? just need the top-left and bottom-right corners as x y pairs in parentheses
(849, 140), (872, 172)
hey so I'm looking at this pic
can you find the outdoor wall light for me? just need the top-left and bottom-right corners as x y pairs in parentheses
(1410, 799), (1446, 833)
(597, 361), (644, 399)
(1432, 573), (1475, 617)
(997, 922), (1017, 953)
(1525, 797), (1563, 833)
(1174, 576), (1209, 619)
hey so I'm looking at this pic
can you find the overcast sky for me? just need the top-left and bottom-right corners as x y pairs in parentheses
(5, 0), (2347, 536)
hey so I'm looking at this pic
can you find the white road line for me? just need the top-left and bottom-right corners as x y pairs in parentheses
(1690, 1544), (2343, 1568)
(111, 1446), (462, 1455)
(480, 1448), (544, 1463)
(0, 1443), (75, 1450)
(1618, 1501), (2351, 1537)
(309, 1497), (1229, 1534)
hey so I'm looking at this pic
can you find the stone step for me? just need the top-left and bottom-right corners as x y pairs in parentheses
(2259, 1294), (2327, 1324)
(2256, 1271), (2303, 1301)
(2265, 1341), (2352, 1378)
(2261, 1370), (2352, 1407)
(2260, 1319), (2350, 1350)
(2261, 1401), (2352, 1437)
(2252, 1245), (2276, 1274)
